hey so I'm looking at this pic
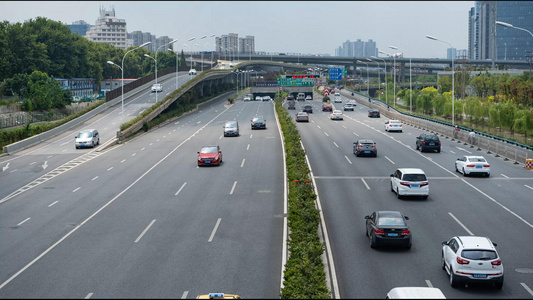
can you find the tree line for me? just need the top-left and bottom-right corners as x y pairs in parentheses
(0, 17), (186, 111)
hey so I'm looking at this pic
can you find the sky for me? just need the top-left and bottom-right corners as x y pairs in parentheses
(1, 1), (475, 59)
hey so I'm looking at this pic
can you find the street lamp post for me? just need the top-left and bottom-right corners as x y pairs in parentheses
(379, 50), (396, 107)
(390, 46), (412, 114)
(175, 37), (196, 89)
(426, 35), (455, 126)
(371, 56), (387, 105)
(357, 60), (369, 97)
(198, 35), (207, 72)
(106, 41), (151, 119)
(366, 58), (380, 101)
(145, 39), (177, 103)
(496, 21), (533, 83)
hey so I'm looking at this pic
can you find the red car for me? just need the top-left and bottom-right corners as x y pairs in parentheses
(322, 103), (333, 111)
(197, 145), (223, 166)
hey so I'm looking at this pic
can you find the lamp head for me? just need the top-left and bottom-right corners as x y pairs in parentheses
(496, 21), (513, 28)
(139, 41), (151, 47)
(426, 35), (438, 41)
(389, 46), (399, 50)
(106, 61), (115, 65)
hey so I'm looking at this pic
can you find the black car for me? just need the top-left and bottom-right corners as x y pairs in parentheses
(416, 133), (441, 152)
(303, 105), (313, 113)
(251, 116), (266, 130)
(365, 211), (411, 249)
(368, 109), (380, 118)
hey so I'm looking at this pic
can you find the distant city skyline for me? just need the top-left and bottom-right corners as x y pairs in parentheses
(1, 1), (475, 58)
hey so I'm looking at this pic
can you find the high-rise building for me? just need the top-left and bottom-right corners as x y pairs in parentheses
(364, 39), (377, 57)
(85, 6), (129, 49)
(67, 20), (92, 36)
(468, 7), (477, 59)
(474, 1), (533, 62)
(239, 35), (255, 55)
(335, 39), (377, 57)
(216, 33), (239, 58)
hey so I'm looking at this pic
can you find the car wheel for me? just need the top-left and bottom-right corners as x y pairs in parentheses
(370, 233), (377, 248)
(91, 141), (94, 148)
(416, 144), (419, 150)
(400, 130), (403, 132)
(421, 146), (425, 152)
(455, 164), (459, 172)
(437, 148), (440, 153)
(462, 168), (467, 177)
(396, 188), (401, 199)
(486, 173), (490, 177)
(422, 195), (428, 200)
(495, 277), (503, 289)
(406, 242), (412, 249)
(75, 146), (78, 149)
(441, 253), (446, 270)
(391, 182), (394, 192)
(449, 267), (459, 288)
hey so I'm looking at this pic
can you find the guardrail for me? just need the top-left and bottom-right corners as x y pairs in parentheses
(343, 89), (533, 167)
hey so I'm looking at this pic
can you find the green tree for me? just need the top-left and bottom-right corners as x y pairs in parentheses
(416, 86), (437, 114)
(438, 75), (452, 93)
(180, 50), (187, 67)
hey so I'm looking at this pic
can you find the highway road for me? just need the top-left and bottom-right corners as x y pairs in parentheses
(0, 76), (285, 298)
(287, 92), (533, 298)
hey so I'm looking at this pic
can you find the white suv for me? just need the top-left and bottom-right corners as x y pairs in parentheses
(390, 168), (428, 199)
(441, 236), (503, 289)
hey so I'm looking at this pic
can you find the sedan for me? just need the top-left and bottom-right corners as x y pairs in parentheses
(385, 120), (403, 132)
(334, 97), (342, 103)
(151, 84), (162, 93)
(343, 103), (354, 111)
(330, 110), (343, 120)
(251, 116), (267, 129)
(305, 95), (312, 100)
(322, 103), (333, 111)
(368, 109), (380, 117)
(197, 145), (222, 166)
(365, 211), (411, 249)
(303, 105), (313, 113)
(296, 112), (309, 122)
(347, 100), (357, 106)
(455, 155), (490, 177)
(353, 139), (377, 157)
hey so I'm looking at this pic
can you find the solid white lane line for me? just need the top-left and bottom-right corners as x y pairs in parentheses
(175, 182), (187, 196)
(85, 292), (93, 299)
(72, 187), (80, 192)
(384, 156), (395, 164)
(448, 212), (474, 236)
(333, 142), (339, 148)
(17, 218), (30, 226)
(230, 181), (237, 195)
(425, 280), (433, 288)
(247, 144), (250, 150)
(208, 218), (222, 242)
(525, 185), (533, 190)
(361, 178), (370, 190)
(107, 167), (113, 171)
(91, 176), (98, 181)
(344, 156), (352, 164)
(501, 174), (509, 178)
(134, 219), (156, 243)
(241, 159), (245, 168)
(48, 201), (58, 207)
(521, 283), (533, 297)
(324, 132), (329, 136)
(181, 291), (189, 299)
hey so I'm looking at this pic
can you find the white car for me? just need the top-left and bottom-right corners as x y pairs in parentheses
(334, 92), (340, 96)
(390, 168), (428, 199)
(262, 95), (271, 101)
(151, 83), (162, 93)
(455, 155), (490, 177)
(385, 120), (403, 132)
(305, 95), (312, 100)
(330, 110), (343, 120)
(334, 97), (342, 103)
(243, 95), (251, 101)
(189, 69), (197, 75)
(442, 236), (503, 289)
(255, 96), (262, 101)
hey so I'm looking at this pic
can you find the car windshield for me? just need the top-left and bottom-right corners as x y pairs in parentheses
(200, 146), (218, 154)
(425, 135), (439, 141)
(461, 250), (497, 260)
(77, 132), (92, 138)
(402, 174), (427, 181)
(253, 117), (264, 122)
(361, 143), (374, 146)
(377, 217), (405, 226)
(226, 123), (237, 128)
(390, 121), (400, 124)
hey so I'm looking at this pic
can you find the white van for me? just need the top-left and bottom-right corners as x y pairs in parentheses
(386, 287), (446, 299)
(75, 129), (100, 149)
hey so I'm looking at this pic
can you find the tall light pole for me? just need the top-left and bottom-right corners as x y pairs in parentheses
(379, 50), (396, 107)
(197, 35), (207, 72)
(247, 43), (251, 61)
(208, 34), (215, 70)
(496, 20), (533, 82)
(143, 54), (157, 102)
(175, 37), (196, 88)
(357, 60), (369, 97)
(146, 39), (178, 103)
(371, 56), (387, 105)
(366, 58), (380, 101)
(106, 41), (151, 119)
(390, 46), (412, 114)
(426, 35), (455, 126)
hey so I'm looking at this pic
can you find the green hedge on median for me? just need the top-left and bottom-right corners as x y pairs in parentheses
(275, 94), (330, 299)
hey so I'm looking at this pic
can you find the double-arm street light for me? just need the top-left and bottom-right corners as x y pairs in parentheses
(389, 46), (412, 114)
(144, 39), (177, 103)
(496, 21), (533, 83)
(107, 41), (151, 119)
(426, 35), (455, 126)
(371, 56), (387, 105)
(356, 60), (370, 97)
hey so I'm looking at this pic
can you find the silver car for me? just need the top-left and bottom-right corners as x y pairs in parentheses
(223, 121), (239, 137)
(75, 129), (100, 149)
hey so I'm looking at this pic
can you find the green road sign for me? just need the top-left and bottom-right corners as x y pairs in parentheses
(342, 68), (347, 75)
(277, 78), (315, 86)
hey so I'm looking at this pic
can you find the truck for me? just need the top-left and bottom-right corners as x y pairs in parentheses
(287, 98), (296, 109)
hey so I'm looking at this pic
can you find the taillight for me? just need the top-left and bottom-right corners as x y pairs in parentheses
(491, 259), (502, 266)
(374, 229), (384, 235)
(358, 145), (363, 148)
(457, 256), (470, 264)
(400, 182), (410, 187)
(466, 164), (475, 167)
(372, 145), (376, 148)
(422, 141), (426, 145)
(483, 165), (490, 168)
(420, 182), (429, 187)
(438, 141), (441, 145)
(401, 230), (410, 235)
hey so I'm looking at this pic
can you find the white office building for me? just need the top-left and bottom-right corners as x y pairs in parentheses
(85, 6), (130, 49)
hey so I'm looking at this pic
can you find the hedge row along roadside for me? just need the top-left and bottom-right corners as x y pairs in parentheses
(275, 93), (330, 299)
(0, 100), (105, 152)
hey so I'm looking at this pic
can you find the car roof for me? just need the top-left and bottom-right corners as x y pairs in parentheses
(369, 109), (379, 111)
(333, 110), (341, 112)
(397, 168), (425, 174)
(298, 112), (308, 115)
(80, 129), (96, 132)
(386, 287), (446, 299)
(389, 120), (401, 122)
(456, 236), (495, 249)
